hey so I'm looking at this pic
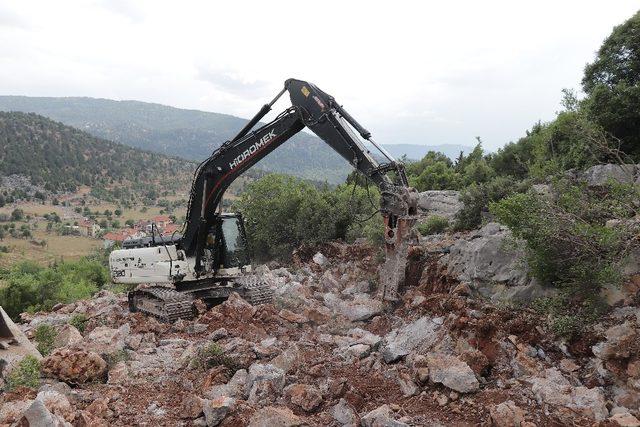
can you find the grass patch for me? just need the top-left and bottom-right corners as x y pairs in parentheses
(4, 356), (40, 391)
(69, 314), (88, 332)
(34, 324), (57, 356)
(191, 342), (240, 373)
(417, 215), (449, 235)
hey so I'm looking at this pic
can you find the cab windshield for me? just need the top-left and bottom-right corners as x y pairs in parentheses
(221, 216), (250, 268)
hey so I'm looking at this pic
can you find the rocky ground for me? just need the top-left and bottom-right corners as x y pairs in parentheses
(1, 235), (640, 427)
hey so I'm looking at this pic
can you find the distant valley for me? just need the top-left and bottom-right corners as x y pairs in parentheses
(0, 96), (472, 184)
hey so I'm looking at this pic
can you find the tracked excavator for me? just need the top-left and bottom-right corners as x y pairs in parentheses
(108, 79), (418, 322)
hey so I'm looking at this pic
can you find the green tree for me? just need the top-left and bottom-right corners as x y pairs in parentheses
(583, 11), (640, 157)
(10, 209), (24, 221)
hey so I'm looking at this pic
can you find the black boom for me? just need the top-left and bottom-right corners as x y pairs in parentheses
(180, 79), (415, 273)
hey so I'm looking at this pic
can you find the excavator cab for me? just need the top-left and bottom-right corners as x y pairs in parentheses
(213, 213), (251, 270)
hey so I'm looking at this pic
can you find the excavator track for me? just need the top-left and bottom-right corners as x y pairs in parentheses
(234, 275), (275, 305)
(128, 286), (195, 322)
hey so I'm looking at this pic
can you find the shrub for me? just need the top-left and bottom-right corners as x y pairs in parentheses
(0, 258), (107, 320)
(417, 216), (449, 235)
(69, 314), (88, 332)
(233, 174), (381, 260)
(491, 181), (638, 334)
(4, 356), (40, 391)
(34, 324), (57, 356)
(454, 176), (526, 230)
(191, 342), (240, 373)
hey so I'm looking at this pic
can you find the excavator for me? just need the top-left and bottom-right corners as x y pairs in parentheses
(108, 79), (418, 321)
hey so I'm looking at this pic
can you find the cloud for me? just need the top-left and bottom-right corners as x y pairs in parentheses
(0, 4), (29, 29)
(195, 64), (271, 98)
(97, 0), (146, 22)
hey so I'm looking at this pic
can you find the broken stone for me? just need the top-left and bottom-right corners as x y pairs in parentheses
(285, 383), (323, 412)
(270, 344), (301, 374)
(426, 353), (479, 393)
(208, 328), (228, 341)
(107, 361), (129, 385)
(203, 396), (235, 426)
(571, 386), (608, 421)
(279, 309), (308, 324)
(381, 316), (444, 363)
(35, 389), (74, 423)
(609, 412), (640, 427)
(361, 404), (409, 427)
(490, 400), (526, 427)
(313, 252), (329, 267)
(20, 399), (67, 427)
(396, 371), (419, 397)
(80, 324), (128, 355)
(246, 363), (285, 405)
(592, 322), (638, 360)
(41, 348), (107, 384)
(205, 369), (247, 400)
(53, 324), (83, 348)
(247, 406), (305, 427)
(330, 398), (358, 426)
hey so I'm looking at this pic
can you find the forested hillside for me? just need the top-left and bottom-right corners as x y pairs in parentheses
(0, 96), (471, 184)
(0, 112), (194, 194)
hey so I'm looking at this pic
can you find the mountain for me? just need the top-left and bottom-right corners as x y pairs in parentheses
(0, 96), (352, 184)
(0, 96), (472, 184)
(0, 111), (194, 195)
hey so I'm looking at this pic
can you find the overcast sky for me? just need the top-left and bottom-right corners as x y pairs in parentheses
(1, 1), (638, 150)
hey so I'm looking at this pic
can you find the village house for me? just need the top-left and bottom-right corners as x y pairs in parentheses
(152, 215), (172, 229)
(78, 219), (100, 237)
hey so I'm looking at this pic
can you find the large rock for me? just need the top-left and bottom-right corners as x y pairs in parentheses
(360, 404), (408, 427)
(381, 316), (444, 363)
(592, 322), (639, 360)
(490, 400), (526, 427)
(246, 363), (285, 405)
(439, 222), (554, 303)
(417, 190), (462, 220)
(426, 353), (479, 393)
(247, 406), (306, 427)
(285, 384), (323, 412)
(581, 164), (636, 187)
(442, 223), (529, 287)
(20, 399), (69, 427)
(80, 324), (129, 355)
(0, 305), (42, 373)
(323, 293), (382, 322)
(203, 396), (235, 426)
(41, 348), (107, 384)
(330, 398), (358, 426)
(205, 369), (248, 400)
(35, 390), (75, 423)
(529, 368), (608, 421)
(53, 324), (83, 348)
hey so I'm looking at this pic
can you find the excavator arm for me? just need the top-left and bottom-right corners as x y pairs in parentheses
(181, 79), (417, 298)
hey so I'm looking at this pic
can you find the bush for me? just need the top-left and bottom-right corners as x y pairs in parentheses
(4, 356), (40, 391)
(69, 314), (88, 332)
(454, 176), (526, 230)
(0, 258), (108, 319)
(491, 181), (638, 334)
(417, 216), (449, 235)
(34, 324), (57, 356)
(233, 174), (381, 260)
(191, 342), (240, 373)
(10, 209), (24, 222)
